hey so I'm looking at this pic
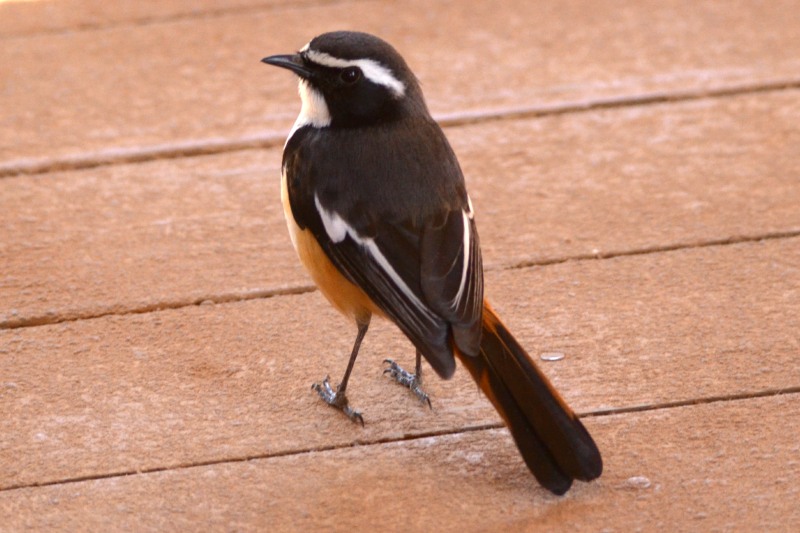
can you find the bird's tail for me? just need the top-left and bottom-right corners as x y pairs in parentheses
(455, 302), (603, 494)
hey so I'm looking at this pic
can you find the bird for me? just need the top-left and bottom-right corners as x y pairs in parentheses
(261, 31), (602, 495)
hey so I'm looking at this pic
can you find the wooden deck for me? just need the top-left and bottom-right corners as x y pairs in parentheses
(2, 0), (800, 530)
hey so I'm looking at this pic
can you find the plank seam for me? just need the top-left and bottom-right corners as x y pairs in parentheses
(3, 231), (799, 330)
(508, 229), (800, 270)
(0, 286), (316, 329)
(1, 80), (798, 179)
(1, 387), (797, 493)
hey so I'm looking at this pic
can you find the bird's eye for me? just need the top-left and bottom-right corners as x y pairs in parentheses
(340, 67), (362, 84)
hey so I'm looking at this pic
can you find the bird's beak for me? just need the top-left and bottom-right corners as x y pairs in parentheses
(261, 54), (313, 79)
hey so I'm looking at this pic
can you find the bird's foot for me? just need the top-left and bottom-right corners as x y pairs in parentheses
(383, 359), (432, 408)
(312, 375), (364, 426)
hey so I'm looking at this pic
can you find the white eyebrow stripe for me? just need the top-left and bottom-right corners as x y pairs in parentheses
(304, 50), (406, 97)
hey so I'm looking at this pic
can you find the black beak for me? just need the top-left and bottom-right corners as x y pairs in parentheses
(261, 54), (313, 79)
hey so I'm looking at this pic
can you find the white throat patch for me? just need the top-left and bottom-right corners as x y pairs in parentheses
(288, 79), (331, 141)
(303, 49), (406, 98)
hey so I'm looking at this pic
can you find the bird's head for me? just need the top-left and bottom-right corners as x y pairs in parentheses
(262, 31), (426, 128)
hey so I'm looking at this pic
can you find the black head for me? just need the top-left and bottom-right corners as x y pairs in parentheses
(262, 31), (427, 128)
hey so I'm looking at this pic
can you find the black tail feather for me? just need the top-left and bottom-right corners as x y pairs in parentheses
(456, 303), (602, 494)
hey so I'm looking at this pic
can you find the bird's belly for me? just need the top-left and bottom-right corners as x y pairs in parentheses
(281, 171), (380, 324)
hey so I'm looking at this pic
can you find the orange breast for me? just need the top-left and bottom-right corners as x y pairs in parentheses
(282, 171), (381, 325)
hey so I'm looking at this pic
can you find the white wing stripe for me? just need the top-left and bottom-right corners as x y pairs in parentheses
(315, 194), (437, 322)
(314, 194), (348, 242)
(450, 210), (471, 311)
(466, 195), (475, 219)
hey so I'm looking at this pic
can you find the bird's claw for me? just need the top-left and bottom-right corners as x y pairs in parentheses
(312, 375), (364, 426)
(383, 359), (432, 408)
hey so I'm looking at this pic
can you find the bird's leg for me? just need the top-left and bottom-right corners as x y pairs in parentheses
(312, 319), (369, 426)
(384, 350), (432, 408)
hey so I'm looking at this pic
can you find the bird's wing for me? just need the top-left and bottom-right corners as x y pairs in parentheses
(283, 125), (483, 378)
(419, 205), (484, 357)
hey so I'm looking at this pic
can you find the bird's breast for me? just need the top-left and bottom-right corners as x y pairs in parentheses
(280, 167), (381, 325)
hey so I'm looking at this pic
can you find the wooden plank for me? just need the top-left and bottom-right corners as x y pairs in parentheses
(2, 0), (800, 167)
(2, 237), (798, 490)
(2, 394), (797, 531)
(3, 93), (799, 326)
(0, 1), (357, 37)
(2, 1), (796, 529)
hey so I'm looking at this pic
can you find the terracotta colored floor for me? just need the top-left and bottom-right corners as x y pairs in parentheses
(2, 1), (799, 531)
